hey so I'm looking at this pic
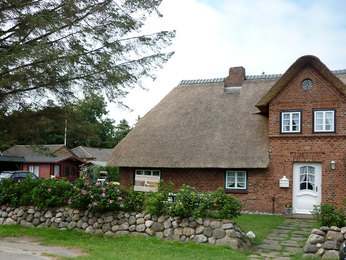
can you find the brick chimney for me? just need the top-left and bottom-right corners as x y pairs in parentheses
(224, 66), (245, 87)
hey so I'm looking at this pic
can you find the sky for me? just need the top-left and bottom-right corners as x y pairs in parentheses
(109, 0), (346, 125)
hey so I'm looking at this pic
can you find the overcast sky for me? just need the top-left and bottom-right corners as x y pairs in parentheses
(109, 0), (346, 125)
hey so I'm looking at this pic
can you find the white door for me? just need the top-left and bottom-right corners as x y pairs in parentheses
(292, 163), (321, 214)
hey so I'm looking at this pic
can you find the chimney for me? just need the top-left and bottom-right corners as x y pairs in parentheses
(224, 66), (245, 87)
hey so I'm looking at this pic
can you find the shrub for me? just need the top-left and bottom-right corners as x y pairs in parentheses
(122, 187), (145, 212)
(144, 181), (173, 216)
(312, 203), (345, 228)
(32, 179), (73, 208)
(167, 185), (201, 218)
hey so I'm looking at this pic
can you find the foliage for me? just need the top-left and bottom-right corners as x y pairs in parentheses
(122, 187), (145, 212)
(0, 0), (175, 110)
(144, 181), (173, 216)
(0, 178), (242, 219)
(31, 179), (73, 208)
(92, 165), (120, 182)
(0, 94), (132, 150)
(168, 184), (201, 218)
(311, 203), (345, 228)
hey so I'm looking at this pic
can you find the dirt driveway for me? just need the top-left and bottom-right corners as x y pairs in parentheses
(0, 237), (85, 260)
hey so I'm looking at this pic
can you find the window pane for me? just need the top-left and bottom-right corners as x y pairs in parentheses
(325, 111), (333, 118)
(152, 171), (160, 176)
(237, 182), (245, 188)
(300, 174), (307, 182)
(300, 182), (306, 190)
(308, 174), (315, 184)
(136, 170), (143, 175)
(308, 166), (315, 174)
(300, 166), (307, 174)
(315, 112), (323, 119)
(283, 114), (290, 119)
(292, 113), (299, 119)
(144, 170), (151, 175)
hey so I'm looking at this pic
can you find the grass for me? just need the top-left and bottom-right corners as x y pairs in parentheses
(0, 214), (286, 260)
(235, 214), (285, 245)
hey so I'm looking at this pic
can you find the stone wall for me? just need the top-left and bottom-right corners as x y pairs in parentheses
(303, 226), (346, 259)
(0, 205), (250, 250)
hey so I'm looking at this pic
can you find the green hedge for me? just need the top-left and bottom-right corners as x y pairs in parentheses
(0, 178), (242, 220)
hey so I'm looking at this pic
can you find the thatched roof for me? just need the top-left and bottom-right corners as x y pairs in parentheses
(108, 80), (275, 168)
(256, 55), (346, 113)
(108, 56), (346, 169)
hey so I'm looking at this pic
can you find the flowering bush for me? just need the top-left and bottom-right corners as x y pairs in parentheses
(32, 179), (73, 208)
(0, 178), (243, 220)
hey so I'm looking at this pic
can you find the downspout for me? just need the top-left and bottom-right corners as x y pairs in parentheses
(272, 196), (275, 214)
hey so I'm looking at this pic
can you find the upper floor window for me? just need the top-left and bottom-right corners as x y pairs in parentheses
(281, 111), (301, 133)
(225, 170), (247, 190)
(313, 109), (335, 133)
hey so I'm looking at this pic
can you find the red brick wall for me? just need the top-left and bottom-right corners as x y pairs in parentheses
(268, 66), (345, 210)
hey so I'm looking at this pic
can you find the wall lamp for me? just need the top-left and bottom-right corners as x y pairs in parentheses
(331, 160), (336, 170)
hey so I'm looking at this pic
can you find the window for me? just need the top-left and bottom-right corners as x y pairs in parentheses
(281, 111), (301, 133)
(225, 171), (247, 190)
(135, 169), (160, 177)
(65, 166), (70, 177)
(28, 165), (39, 177)
(134, 169), (160, 192)
(300, 166), (315, 191)
(313, 109), (335, 133)
(54, 165), (60, 176)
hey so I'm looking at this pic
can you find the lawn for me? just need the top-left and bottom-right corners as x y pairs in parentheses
(0, 214), (285, 260)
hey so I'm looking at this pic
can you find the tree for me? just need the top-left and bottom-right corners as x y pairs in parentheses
(0, 94), (131, 150)
(114, 119), (132, 144)
(0, 0), (175, 109)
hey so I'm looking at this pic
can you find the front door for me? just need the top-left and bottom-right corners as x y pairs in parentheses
(292, 163), (321, 214)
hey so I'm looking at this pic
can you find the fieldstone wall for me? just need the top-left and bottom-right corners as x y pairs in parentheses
(303, 226), (346, 259)
(0, 205), (250, 250)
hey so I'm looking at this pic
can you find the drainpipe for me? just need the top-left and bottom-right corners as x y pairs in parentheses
(272, 196), (275, 213)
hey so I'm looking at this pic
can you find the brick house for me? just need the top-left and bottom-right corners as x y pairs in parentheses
(108, 55), (345, 214)
(2, 144), (84, 179)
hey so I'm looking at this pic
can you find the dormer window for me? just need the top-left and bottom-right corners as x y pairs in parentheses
(280, 110), (302, 133)
(313, 109), (335, 133)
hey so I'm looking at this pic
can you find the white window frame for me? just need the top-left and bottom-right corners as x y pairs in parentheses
(225, 170), (247, 190)
(281, 111), (301, 133)
(313, 110), (335, 133)
(28, 165), (40, 177)
(54, 165), (60, 176)
(135, 169), (161, 177)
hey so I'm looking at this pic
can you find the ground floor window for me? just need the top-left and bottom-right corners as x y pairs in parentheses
(134, 169), (160, 192)
(225, 170), (247, 190)
(54, 165), (60, 176)
(28, 165), (40, 177)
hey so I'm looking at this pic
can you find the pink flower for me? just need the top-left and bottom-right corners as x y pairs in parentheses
(89, 190), (92, 194)
(117, 189), (120, 193)
(84, 182), (89, 186)
(68, 199), (71, 204)
(118, 197), (122, 201)
(102, 187), (105, 191)
(93, 202), (98, 206)
(102, 193), (106, 197)
(96, 182), (100, 186)
(42, 183), (46, 186)
(109, 200), (113, 204)
(169, 207), (172, 210)
(48, 188), (51, 192)
(90, 195), (94, 198)
(17, 180), (21, 183)
(81, 190), (86, 195)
